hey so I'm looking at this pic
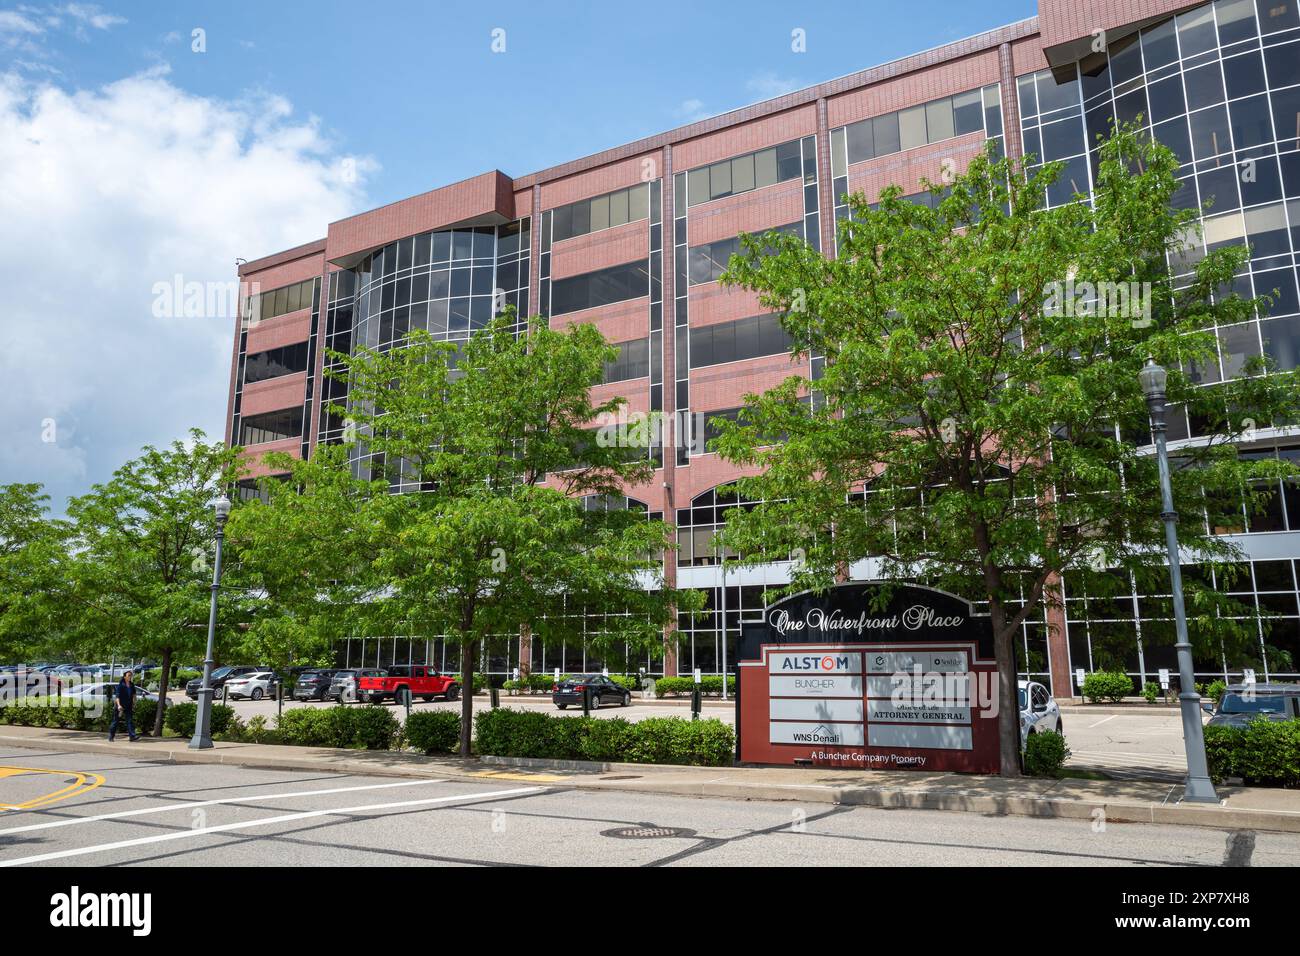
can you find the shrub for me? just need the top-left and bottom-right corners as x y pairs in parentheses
(1081, 671), (1132, 703)
(1142, 681), (1161, 704)
(275, 705), (399, 750)
(1024, 730), (1071, 776)
(0, 698), (161, 734)
(653, 676), (735, 698)
(404, 710), (461, 754)
(1206, 680), (1228, 703)
(473, 708), (734, 767)
(163, 701), (236, 738)
(1204, 719), (1300, 787)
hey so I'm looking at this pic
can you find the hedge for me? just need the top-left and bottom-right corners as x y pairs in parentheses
(163, 700), (237, 738)
(474, 708), (734, 766)
(0, 698), (162, 733)
(502, 673), (641, 694)
(1204, 719), (1300, 787)
(1081, 671), (1132, 703)
(275, 705), (400, 750)
(405, 710), (461, 754)
(653, 675), (735, 698)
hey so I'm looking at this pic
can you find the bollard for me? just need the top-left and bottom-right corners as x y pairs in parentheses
(277, 680), (283, 722)
(404, 686), (412, 722)
(582, 685), (591, 717)
(221, 684), (228, 705)
(489, 686), (500, 710)
(691, 685), (701, 721)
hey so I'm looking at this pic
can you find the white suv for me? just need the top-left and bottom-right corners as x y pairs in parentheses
(223, 671), (277, 701)
(1019, 679), (1063, 741)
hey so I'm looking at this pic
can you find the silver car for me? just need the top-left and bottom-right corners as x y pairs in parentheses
(1204, 683), (1300, 728)
(1019, 679), (1063, 740)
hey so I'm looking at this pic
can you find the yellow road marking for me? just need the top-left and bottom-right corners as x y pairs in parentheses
(470, 770), (567, 783)
(0, 766), (105, 811)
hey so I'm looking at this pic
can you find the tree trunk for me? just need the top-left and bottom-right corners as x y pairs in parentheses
(989, 606), (1022, 778)
(458, 638), (476, 758)
(152, 645), (173, 737)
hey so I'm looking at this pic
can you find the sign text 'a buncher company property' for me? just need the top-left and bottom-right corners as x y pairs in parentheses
(736, 583), (1000, 773)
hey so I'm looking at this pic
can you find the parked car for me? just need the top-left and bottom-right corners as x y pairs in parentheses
(223, 671), (279, 701)
(552, 674), (631, 710)
(292, 669), (338, 701)
(358, 665), (460, 704)
(61, 682), (159, 704)
(1204, 683), (1300, 728)
(327, 669), (378, 703)
(185, 666), (265, 700)
(1019, 680), (1063, 740)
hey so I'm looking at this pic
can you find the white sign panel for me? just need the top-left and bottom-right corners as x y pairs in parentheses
(867, 699), (972, 724)
(770, 721), (866, 746)
(1075, 668), (1086, 688)
(769, 674), (864, 698)
(1158, 668), (1170, 689)
(770, 698), (865, 723)
(865, 650), (968, 674)
(767, 651), (863, 675)
(866, 673), (971, 701)
(868, 723), (973, 751)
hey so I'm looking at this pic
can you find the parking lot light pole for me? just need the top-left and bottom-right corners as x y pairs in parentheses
(190, 496), (231, 750)
(1139, 360), (1218, 803)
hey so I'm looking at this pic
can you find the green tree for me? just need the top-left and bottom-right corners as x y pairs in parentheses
(63, 430), (245, 735)
(0, 483), (70, 662)
(712, 127), (1300, 776)
(225, 444), (386, 674)
(286, 315), (694, 755)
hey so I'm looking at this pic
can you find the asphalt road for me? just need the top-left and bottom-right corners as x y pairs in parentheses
(1, 747), (1292, 867)
(201, 693), (1196, 781)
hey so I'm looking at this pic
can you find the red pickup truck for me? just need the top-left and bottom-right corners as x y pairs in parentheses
(358, 665), (460, 704)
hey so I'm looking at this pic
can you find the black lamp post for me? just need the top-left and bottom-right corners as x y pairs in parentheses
(1139, 359), (1218, 803)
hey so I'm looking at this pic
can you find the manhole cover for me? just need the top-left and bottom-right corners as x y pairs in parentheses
(601, 825), (696, 840)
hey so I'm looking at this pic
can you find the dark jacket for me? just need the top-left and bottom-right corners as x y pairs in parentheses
(114, 679), (135, 712)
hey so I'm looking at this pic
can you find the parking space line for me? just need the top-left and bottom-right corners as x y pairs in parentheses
(0, 777), (447, 836)
(0, 766), (105, 811)
(1087, 715), (1118, 729)
(0, 786), (545, 867)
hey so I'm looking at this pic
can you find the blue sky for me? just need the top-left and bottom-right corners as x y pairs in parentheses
(0, 0), (1033, 509)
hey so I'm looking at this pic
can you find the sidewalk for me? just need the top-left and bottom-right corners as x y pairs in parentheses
(3, 723), (1298, 833)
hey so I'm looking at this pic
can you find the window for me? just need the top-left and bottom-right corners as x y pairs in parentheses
(603, 337), (651, 382)
(244, 342), (309, 384)
(239, 407), (303, 446)
(686, 140), (803, 206)
(551, 184), (651, 243)
(687, 223), (801, 285)
(689, 313), (793, 368)
(550, 259), (650, 315)
(842, 85), (998, 165)
(247, 279), (315, 323)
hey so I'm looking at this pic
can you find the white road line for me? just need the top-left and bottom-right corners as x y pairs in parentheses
(0, 786), (543, 867)
(0, 778), (448, 836)
(1087, 715), (1118, 729)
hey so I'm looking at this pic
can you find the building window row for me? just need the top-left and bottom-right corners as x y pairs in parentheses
(244, 341), (310, 385)
(240, 406), (304, 446)
(602, 337), (650, 383)
(685, 138), (805, 207)
(687, 221), (801, 285)
(551, 183), (651, 244)
(550, 258), (650, 316)
(840, 85), (1001, 167)
(689, 312), (793, 369)
(245, 278), (315, 326)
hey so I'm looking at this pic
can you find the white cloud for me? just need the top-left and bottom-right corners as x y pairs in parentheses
(0, 67), (375, 511)
(745, 72), (808, 100)
(674, 97), (710, 123)
(58, 3), (126, 32)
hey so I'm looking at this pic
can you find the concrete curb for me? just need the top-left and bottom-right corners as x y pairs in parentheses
(4, 728), (1299, 833)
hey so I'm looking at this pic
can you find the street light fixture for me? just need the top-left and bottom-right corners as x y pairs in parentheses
(1139, 359), (1217, 803)
(190, 495), (231, 750)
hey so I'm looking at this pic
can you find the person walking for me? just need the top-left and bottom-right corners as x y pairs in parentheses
(108, 669), (140, 742)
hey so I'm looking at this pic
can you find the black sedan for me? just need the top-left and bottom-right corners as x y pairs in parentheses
(553, 674), (631, 710)
(1204, 683), (1300, 728)
(292, 669), (338, 701)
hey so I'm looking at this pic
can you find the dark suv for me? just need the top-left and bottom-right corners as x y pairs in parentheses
(1204, 683), (1300, 728)
(292, 669), (338, 701)
(185, 666), (264, 700)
